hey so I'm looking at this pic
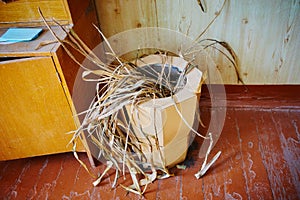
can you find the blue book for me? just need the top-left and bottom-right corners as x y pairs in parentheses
(0, 28), (43, 42)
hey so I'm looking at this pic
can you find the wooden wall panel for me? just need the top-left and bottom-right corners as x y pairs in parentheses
(95, 0), (300, 84)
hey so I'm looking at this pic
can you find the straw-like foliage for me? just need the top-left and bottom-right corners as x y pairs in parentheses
(39, 0), (241, 195)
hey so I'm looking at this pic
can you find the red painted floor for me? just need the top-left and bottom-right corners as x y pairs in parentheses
(1, 107), (299, 199)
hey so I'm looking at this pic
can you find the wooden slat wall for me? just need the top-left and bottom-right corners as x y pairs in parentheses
(95, 0), (300, 84)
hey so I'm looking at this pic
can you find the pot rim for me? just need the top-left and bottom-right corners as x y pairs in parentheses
(134, 55), (203, 109)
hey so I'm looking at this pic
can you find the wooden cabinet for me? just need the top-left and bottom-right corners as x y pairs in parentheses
(0, 56), (79, 160)
(0, 0), (100, 161)
(0, 0), (87, 27)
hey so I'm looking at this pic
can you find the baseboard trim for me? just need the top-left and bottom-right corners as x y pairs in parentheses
(199, 84), (300, 109)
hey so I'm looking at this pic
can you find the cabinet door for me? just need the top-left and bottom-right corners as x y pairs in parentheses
(0, 57), (77, 160)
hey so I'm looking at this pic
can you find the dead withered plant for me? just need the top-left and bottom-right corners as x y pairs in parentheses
(39, 0), (242, 195)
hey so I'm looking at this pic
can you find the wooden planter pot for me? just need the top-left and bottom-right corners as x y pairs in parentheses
(118, 55), (203, 168)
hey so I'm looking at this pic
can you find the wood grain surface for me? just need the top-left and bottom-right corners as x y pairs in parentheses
(95, 0), (300, 84)
(1, 106), (299, 199)
(0, 57), (78, 160)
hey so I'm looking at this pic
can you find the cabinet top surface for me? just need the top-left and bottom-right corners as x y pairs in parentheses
(0, 0), (71, 27)
(0, 26), (67, 57)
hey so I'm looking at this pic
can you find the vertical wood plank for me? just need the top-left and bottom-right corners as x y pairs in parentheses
(95, 0), (300, 84)
(155, 173), (182, 200)
(47, 153), (81, 199)
(289, 110), (300, 142)
(181, 107), (209, 199)
(95, 0), (158, 37)
(271, 110), (300, 199)
(0, 159), (30, 198)
(255, 110), (299, 199)
(181, 142), (205, 199)
(201, 108), (248, 199)
(11, 157), (49, 199)
(235, 109), (273, 198)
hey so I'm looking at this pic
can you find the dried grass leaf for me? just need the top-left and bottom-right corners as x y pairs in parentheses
(195, 133), (221, 179)
(93, 161), (113, 186)
(197, 0), (207, 12)
(140, 169), (157, 186)
(195, 151), (221, 179)
(194, 0), (227, 42)
(176, 164), (187, 170)
(202, 39), (244, 84)
(35, 40), (57, 50)
(72, 143), (96, 179)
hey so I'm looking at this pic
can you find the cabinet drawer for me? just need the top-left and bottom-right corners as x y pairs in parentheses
(0, 57), (78, 160)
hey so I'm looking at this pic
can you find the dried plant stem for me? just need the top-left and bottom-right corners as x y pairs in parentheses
(194, 0), (227, 42)
(197, 0), (207, 12)
(195, 133), (221, 179)
(195, 151), (221, 179)
(93, 161), (113, 186)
